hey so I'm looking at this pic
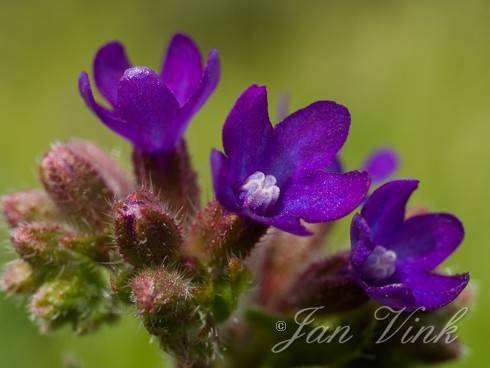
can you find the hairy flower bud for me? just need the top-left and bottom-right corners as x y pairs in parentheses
(40, 140), (132, 231)
(283, 251), (368, 313)
(1, 259), (35, 294)
(30, 276), (94, 332)
(10, 223), (71, 266)
(114, 190), (183, 268)
(1, 190), (58, 228)
(130, 267), (193, 316)
(132, 141), (199, 220)
(184, 200), (267, 262)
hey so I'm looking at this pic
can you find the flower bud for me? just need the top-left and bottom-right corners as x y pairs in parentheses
(283, 251), (368, 313)
(132, 141), (199, 220)
(130, 267), (193, 316)
(1, 190), (58, 228)
(10, 223), (71, 266)
(40, 140), (132, 231)
(114, 190), (183, 268)
(30, 276), (93, 332)
(1, 259), (35, 294)
(184, 200), (267, 263)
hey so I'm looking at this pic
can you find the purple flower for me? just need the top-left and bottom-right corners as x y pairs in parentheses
(78, 33), (220, 152)
(211, 85), (370, 235)
(350, 179), (469, 310)
(361, 147), (399, 184)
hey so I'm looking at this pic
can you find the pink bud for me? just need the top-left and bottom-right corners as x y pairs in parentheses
(130, 267), (193, 316)
(10, 223), (71, 266)
(184, 200), (267, 263)
(40, 140), (132, 231)
(30, 276), (92, 332)
(114, 190), (183, 268)
(1, 190), (58, 228)
(1, 259), (35, 294)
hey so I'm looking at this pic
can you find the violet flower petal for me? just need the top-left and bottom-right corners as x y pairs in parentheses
(221, 84), (273, 182)
(263, 101), (350, 183)
(364, 283), (416, 310)
(210, 149), (239, 212)
(327, 157), (343, 173)
(161, 33), (203, 106)
(116, 66), (179, 151)
(274, 170), (370, 223)
(362, 147), (399, 183)
(361, 179), (419, 244)
(93, 41), (131, 107)
(393, 213), (465, 271)
(401, 272), (470, 310)
(78, 72), (138, 142)
(246, 211), (311, 236)
(273, 92), (344, 174)
(350, 214), (376, 269)
(167, 49), (221, 148)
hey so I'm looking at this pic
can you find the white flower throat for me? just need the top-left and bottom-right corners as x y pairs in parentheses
(239, 171), (280, 214)
(364, 245), (397, 280)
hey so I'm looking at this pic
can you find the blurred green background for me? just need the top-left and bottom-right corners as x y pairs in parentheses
(0, 0), (488, 367)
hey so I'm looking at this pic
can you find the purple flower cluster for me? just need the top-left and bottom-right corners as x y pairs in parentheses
(78, 33), (468, 311)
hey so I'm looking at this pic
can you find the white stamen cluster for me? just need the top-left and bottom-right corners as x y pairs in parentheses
(239, 171), (280, 214)
(364, 245), (397, 280)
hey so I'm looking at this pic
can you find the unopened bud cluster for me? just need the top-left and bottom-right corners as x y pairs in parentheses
(1, 138), (267, 367)
(111, 190), (260, 365)
(1, 140), (131, 333)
